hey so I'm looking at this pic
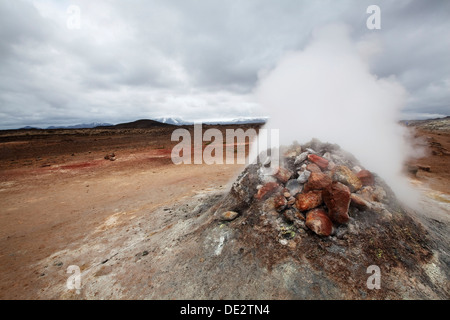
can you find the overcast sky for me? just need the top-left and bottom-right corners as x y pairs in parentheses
(0, 0), (448, 129)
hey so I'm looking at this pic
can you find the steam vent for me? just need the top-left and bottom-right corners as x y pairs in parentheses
(207, 139), (449, 299)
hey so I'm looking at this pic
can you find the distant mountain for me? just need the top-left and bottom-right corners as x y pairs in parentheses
(19, 126), (40, 130)
(104, 119), (176, 129)
(46, 122), (113, 129)
(152, 116), (267, 126)
(202, 117), (268, 125)
(14, 117), (268, 131)
(401, 115), (450, 133)
(101, 117), (267, 129)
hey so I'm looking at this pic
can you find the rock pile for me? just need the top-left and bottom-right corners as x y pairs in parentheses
(216, 139), (395, 238)
(207, 139), (447, 299)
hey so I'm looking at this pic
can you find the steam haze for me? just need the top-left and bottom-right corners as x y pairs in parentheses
(255, 24), (420, 205)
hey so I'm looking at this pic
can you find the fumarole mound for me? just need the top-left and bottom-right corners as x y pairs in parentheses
(207, 139), (449, 299)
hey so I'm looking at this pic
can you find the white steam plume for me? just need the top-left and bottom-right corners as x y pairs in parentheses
(254, 24), (420, 206)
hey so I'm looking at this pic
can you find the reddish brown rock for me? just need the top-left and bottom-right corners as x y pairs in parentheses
(307, 154), (329, 170)
(332, 165), (362, 192)
(303, 172), (332, 192)
(273, 167), (293, 184)
(322, 181), (351, 224)
(255, 182), (280, 200)
(274, 194), (288, 212)
(295, 190), (323, 211)
(306, 163), (322, 173)
(305, 208), (333, 236)
(356, 170), (374, 186)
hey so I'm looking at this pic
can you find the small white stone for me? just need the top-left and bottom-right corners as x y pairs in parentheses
(328, 161), (336, 170)
(353, 166), (362, 173)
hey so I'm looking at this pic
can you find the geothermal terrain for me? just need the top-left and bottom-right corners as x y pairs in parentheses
(0, 118), (448, 300)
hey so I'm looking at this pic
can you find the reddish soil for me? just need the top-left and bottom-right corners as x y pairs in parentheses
(406, 128), (450, 195)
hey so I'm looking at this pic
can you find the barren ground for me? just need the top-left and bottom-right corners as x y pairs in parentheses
(0, 123), (448, 299)
(0, 126), (252, 299)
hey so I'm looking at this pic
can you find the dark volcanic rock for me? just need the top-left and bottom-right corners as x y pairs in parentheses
(214, 163), (261, 213)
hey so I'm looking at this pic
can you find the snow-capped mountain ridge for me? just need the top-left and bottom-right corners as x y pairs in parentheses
(153, 116), (268, 126)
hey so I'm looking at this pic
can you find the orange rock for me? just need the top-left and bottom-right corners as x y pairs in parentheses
(304, 172), (332, 192)
(274, 194), (287, 212)
(273, 167), (293, 184)
(307, 154), (329, 170)
(255, 182), (280, 200)
(305, 208), (333, 236)
(295, 190), (323, 211)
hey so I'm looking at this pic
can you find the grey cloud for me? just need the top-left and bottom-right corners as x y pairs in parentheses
(0, 0), (448, 129)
